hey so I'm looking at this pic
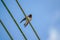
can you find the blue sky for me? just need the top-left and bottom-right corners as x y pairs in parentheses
(0, 0), (60, 40)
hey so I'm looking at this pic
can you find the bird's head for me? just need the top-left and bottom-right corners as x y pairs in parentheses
(29, 14), (32, 18)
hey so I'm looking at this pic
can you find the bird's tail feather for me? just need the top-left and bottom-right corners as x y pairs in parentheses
(20, 18), (26, 23)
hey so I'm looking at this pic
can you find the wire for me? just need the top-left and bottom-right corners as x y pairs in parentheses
(1, 0), (27, 40)
(0, 20), (13, 40)
(16, 0), (40, 40)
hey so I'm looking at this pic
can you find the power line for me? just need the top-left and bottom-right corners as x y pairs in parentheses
(0, 20), (13, 40)
(1, 0), (27, 40)
(16, 0), (40, 40)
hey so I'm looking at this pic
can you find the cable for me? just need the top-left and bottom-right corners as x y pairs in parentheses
(1, 0), (27, 40)
(0, 20), (13, 40)
(16, 0), (40, 40)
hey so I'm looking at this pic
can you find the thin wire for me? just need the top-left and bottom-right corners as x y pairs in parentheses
(16, 0), (40, 40)
(1, 0), (27, 40)
(0, 20), (13, 40)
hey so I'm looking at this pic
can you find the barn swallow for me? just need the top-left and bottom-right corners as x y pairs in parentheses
(20, 14), (32, 27)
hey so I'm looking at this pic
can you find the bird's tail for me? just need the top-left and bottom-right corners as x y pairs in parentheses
(20, 20), (23, 23)
(20, 18), (26, 23)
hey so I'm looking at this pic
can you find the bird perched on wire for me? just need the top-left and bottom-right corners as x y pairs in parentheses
(20, 14), (32, 27)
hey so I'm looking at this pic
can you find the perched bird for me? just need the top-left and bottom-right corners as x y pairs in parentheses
(20, 14), (32, 27)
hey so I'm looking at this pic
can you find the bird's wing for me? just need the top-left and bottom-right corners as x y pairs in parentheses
(20, 17), (26, 23)
(24, 21), (29, 27)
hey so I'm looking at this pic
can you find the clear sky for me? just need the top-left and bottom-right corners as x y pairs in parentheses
(0, 0), (60, 40)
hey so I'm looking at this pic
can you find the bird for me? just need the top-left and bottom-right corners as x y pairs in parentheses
(20, 14), (32, 27)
